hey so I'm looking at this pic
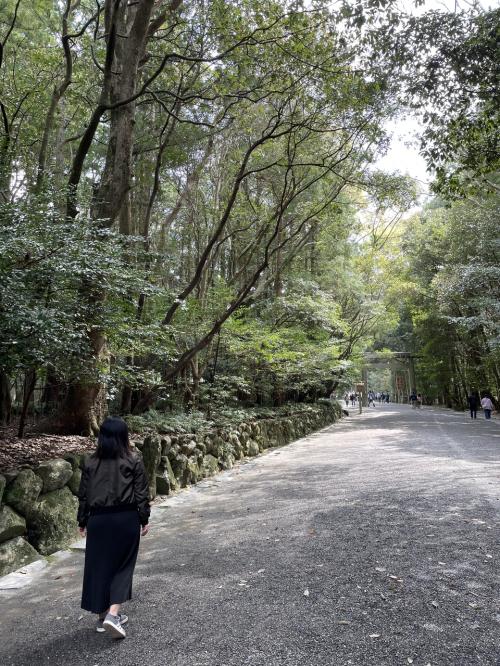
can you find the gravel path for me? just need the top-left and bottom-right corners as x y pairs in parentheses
(0, 405), (499, 666)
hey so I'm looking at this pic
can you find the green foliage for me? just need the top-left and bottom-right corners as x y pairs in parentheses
(0, 0), (496, 431)
(0, 195), (170, 387)
(382, 7), (500, 196)
(381, 188), (500, 404)
(125, 401), (336, 435)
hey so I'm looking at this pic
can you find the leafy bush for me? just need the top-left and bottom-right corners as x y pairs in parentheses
(125, 402), (335, 435)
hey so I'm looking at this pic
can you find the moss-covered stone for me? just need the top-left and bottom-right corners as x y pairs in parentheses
(219, 451), (235, 470)
(0, 474), (5, 505)
(117, 403), (339, 494)
(185, 459), (201, 485)
(195, 440), (206, 454)
(35, 459), (73, 493)
(0, 506), (26, 544)
(142, 435), (162, 500)
(0, 537), (41, 577)
(27, 487), (78, 555)
(4, 469), (43, 517)
(160, 436), (172, 456)
(246, 440), (260, 457)
(201, 454), (219, 477)
(156, 474), (171, 495)
(229, 433), (243, 459)
(3, 470), (19, 485)
(63, 453), (84, 471)
(169, 452), (188, 485)
(67, 468), (82, 495)
(204, 435), (216, 455)
(181, 440), (197, 456)
(164, 457), (179, 491)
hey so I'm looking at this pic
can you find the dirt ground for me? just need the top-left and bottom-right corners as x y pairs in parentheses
(0, 426), (95, 471)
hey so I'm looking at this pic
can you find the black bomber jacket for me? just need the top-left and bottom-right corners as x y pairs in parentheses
(77, 452), (150, 528)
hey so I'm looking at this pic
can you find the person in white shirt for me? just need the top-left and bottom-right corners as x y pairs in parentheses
(480, 395), (494, 420)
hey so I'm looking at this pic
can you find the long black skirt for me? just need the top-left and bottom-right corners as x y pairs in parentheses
(81, 509), (140, 614)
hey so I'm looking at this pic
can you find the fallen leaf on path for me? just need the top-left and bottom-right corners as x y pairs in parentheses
(407, 659), (414, 664)
(369, 633), (380, 639)
(438, 562), (446, 566)
(303, 589), (310, 597)
(375, 567), (386, 572)
(257, 569), (265, 574)
(431, 601), (439, 608)
(78, 615), (83, 621)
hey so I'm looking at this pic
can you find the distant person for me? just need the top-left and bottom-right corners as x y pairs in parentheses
(467, 391), (480, 419)
(350, 393), (356, 407)
(78, 417), (150, 639)
(416, 393), (422, 408)
(481, 395), (494, 420)
(368, 391), (376, 407)
(386, 392), (390, 403)
(344, 392), (349, 406)
(409, 391), (417, 408)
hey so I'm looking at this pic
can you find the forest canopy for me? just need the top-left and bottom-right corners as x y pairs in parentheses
(0, 0), (498, 436)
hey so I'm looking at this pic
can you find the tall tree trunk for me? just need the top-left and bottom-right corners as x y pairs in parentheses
(56, 328), (108, 435)
(41, 366), (61, 413)
(59, 0), (159, 432)
(18, 369), (36, 438)
(0, 371), (12, 425)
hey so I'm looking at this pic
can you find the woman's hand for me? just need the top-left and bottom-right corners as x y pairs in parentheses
(79, 527), (86, 537)
(141, 525), (149, 536)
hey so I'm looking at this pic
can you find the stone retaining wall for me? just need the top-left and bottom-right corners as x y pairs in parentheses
(0, 402), (340, 577)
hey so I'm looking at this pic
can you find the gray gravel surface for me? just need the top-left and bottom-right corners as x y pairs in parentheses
(0, 405), (499, 666)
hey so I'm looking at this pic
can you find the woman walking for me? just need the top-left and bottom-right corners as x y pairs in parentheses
(480, 395), (494, 420)
(77, 417), (150, 639)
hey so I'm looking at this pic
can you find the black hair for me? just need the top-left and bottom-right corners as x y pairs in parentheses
(95, 417), (131, 459)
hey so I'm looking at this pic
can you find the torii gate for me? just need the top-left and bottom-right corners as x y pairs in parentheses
(359, 352), (417, 406)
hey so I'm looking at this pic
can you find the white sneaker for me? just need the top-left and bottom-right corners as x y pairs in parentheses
(97, 613), (128, 633)
(103, 613), (127, 638)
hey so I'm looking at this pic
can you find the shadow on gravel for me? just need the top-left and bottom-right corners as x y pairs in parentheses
(1, 406), (498, 666)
